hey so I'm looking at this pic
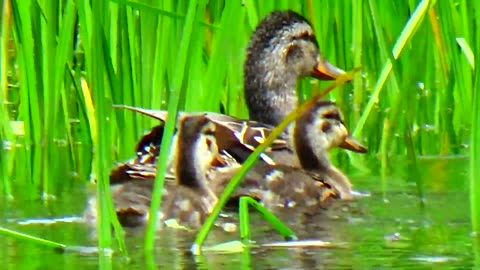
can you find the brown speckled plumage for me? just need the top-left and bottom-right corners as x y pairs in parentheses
(244, 10), (345, 126)
(85, 115), (219, 229)
(209, 101), (367, 211)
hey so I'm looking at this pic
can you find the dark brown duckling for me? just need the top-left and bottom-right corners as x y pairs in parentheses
(85, 115), (220, 229)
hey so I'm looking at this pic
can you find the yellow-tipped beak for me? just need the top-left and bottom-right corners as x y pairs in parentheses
(339, 135), (368, 153)
(312, 58), (347, 80)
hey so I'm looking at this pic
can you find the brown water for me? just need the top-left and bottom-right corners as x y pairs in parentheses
(0, 157), (477, 269)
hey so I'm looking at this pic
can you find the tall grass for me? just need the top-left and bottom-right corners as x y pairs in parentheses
(471, 0), (480, 235)
(144, 0), (207, 251)
(2, 0), (477, 252)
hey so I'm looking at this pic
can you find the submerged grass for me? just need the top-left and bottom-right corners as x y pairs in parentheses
(238, 197), (297, 243)
(0, 226), (65, 250)
(2, 0), (478, 254)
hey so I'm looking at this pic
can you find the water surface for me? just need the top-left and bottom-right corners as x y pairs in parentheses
(0, 157), (477, 269)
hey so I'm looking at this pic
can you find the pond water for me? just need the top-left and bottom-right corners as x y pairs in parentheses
(0, 156), (477, 269)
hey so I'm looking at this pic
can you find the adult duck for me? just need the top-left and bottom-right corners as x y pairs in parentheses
(111, 10), (351, 181)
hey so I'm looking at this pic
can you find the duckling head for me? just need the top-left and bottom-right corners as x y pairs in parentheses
(175, 115), (219, 189)
(291, 101), (366, 199)
(292, 101), (367, 171)
(244, 10), (346, 126)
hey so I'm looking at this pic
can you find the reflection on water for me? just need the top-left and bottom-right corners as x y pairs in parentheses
(0, 157), (477, 269)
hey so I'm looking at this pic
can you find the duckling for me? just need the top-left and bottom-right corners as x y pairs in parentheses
(286, 100), (366, 200)
(86, 115), (220, 229)
(209, 101), (366, 211)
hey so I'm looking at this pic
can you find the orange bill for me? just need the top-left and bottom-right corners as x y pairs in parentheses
(339, 135), (368, 153)
(312, 58), (346, 80)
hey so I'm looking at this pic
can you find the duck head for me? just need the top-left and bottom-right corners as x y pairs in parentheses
(244, 10), (346, 126)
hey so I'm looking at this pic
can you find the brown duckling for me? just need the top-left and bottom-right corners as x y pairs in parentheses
(86, 115), (220, 229)
(209, 100), (366, 211)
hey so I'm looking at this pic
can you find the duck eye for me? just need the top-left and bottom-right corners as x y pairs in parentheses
(292, 32), (319, 48)
(285, 44), (303, 63)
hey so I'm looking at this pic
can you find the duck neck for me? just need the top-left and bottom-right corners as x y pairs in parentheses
(176, 134), (208, 190)
(244, 58), (298, 126)
(292, 115), (331, 171)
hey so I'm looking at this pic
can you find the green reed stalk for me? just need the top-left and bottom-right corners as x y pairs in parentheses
(239, 197), (297, 242)
(0, 0), (13, 141)
(40, 0), (78, 196)
(197, 0), (244, 113)
(144, 0), (206, 251)
(77, 0), (127, 258)
(239, 196), (250, 241)
(472, 95), (480, 234)
(192, 70), (357, 254)
(353, 0), (430, 138)
(0, 0), (13, 196)
(91, 0), (114, 261)
(0, 226), (65, 250)
(471, 27), (480, 235)
(10, 0), (41, 190)
(351, 0), (364, 124)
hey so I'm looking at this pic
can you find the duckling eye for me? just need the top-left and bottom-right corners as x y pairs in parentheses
(203, 126), (215, 137)
(321, 121), (332, 132)
(323, 111), (342, 122)
(205, 137), (213, 150)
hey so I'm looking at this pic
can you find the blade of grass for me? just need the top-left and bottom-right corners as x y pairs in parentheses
(353, 0), (430, 137)
(471, 91), (480, 234)
(78, 0), (128, 258)
(241, 197), (297, 241)
(144, 0), (207, 252)
(11, 0), (42, 190)
(471, 0), (480, 237)
(0, 226), (65, 249)
(471, 30), (480, 235)
(0, 0), (14, 196)
(239, 196), (250, 242)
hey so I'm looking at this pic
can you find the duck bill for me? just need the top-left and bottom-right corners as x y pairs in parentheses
(312, 58), (346, 80)
(339, 135), (368, 153)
